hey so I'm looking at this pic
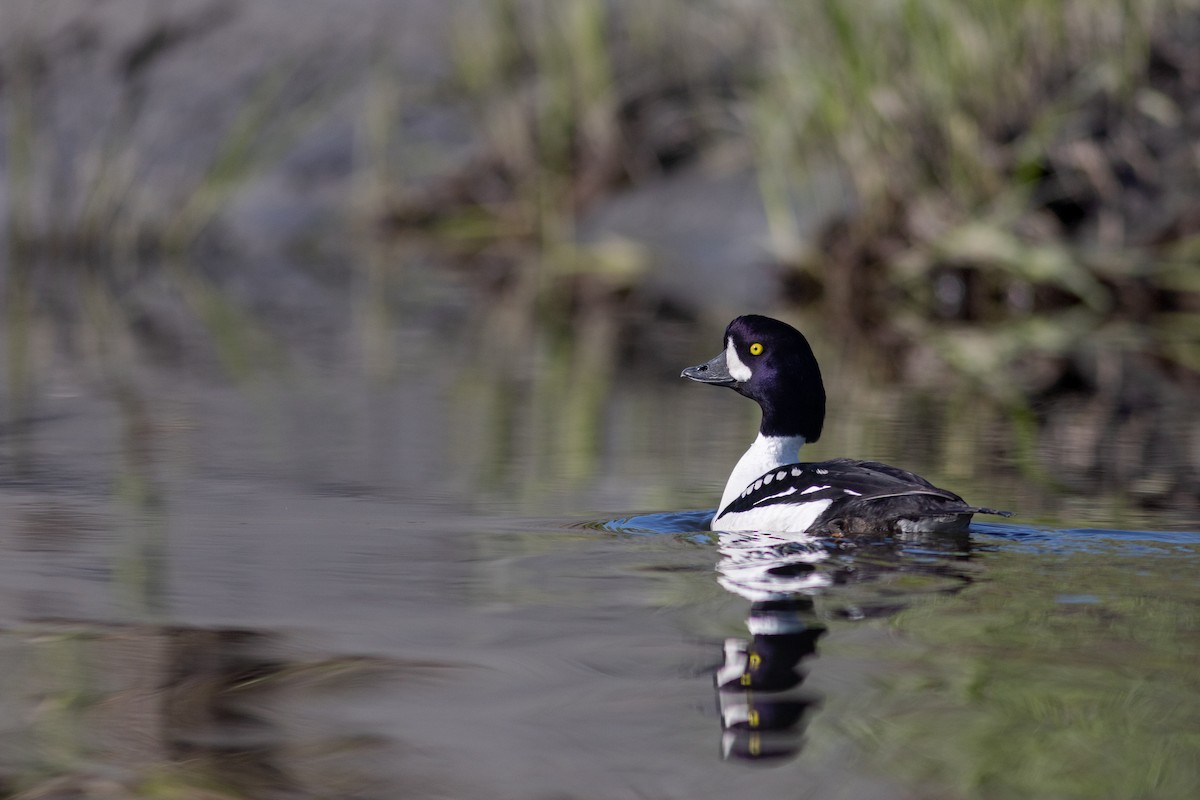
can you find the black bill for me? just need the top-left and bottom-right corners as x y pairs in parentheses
(681, 351), (737, 386)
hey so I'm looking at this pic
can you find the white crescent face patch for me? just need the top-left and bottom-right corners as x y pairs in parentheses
(726, 338), (752, 382)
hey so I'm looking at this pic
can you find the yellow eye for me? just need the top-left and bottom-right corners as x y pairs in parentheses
(749, 342), (764, 356)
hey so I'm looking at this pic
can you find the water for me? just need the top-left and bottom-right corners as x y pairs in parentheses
(0, 254), (1197, 799)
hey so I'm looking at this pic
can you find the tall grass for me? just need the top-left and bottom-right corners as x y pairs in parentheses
(750, 0), (1173, 228)
(449, 0), (626, 247)
(439, 0), (1194, 260)
(1, 41), (342, 261)
(760, 0), (1198, 385)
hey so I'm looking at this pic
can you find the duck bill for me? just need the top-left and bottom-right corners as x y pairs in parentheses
(681, 351), (737, 387)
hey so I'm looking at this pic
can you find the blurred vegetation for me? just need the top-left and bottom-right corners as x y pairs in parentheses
(0, 0), (1197, 510)
(424, 0), (1200, 510)
(2, 0), (1195, 334)
(1, 6), (1196, 797)
(1, 7), (341, 260)
(425, 0), (1198, 349)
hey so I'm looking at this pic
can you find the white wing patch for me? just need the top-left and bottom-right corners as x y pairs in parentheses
(800, 485), (829, 495)
(754, 486), (798, 503)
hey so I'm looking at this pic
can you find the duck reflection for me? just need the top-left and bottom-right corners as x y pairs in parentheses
(715, 595), (825, 761)
(713, 527), (975, 763)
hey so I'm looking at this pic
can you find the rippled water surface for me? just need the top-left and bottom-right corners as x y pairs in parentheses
(0, 255), (1197, 799)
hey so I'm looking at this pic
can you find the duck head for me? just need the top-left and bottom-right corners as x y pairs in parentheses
(681, 314), (826, 441)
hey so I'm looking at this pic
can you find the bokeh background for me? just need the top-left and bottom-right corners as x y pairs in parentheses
(3, 0), (1196, 520)
(0, 1), (1198, 798)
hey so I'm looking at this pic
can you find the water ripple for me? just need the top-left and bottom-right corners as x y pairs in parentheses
(592, 509), (715, 535)
(973, 521), (1200, 557)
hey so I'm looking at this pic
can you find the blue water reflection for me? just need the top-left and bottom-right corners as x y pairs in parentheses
(606, 512), (1200, 554)
(596, 510), (715, 535)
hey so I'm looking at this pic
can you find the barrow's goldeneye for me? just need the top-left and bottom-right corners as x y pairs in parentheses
(682, 314), (1009, 534)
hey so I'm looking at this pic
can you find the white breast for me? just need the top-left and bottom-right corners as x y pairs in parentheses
(718, 433), (807, 514)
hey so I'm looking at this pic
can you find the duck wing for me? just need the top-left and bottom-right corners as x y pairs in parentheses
(716, 458), (1009, 534)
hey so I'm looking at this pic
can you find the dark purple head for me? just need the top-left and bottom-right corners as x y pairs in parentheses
(681, 315), (825, 441)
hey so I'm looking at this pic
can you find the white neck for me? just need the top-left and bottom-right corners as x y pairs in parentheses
(718, 433), (807, 514)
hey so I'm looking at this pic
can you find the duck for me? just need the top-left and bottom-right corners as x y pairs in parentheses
(682, 314), (1010, 534)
